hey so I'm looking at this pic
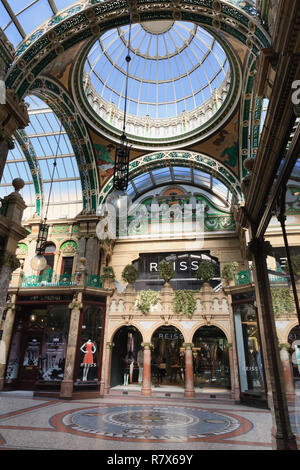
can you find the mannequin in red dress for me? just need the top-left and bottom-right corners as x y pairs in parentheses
(80, 339), (96, 381)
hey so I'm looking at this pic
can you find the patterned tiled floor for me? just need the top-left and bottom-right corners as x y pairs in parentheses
(0, 390), (287, 450)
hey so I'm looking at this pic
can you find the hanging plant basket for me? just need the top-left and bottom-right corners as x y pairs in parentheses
(137, 290), (159, 315)
(196, 260), (215, 282)
(102, 266), (116, 281)
(158, 260), (175, 284)
(173, 290), (196, 318)
(221, 262), (239, 284)
(122, 264), (138, 284)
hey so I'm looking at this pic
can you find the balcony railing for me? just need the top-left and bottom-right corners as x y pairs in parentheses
(18, 273), (103, 289)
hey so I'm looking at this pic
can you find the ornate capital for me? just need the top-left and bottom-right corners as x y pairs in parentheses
(0, 251), (20, 271)
(183, 342), (194, 350)
(246, 238), (273, 260)
(5, 302), (16, 312)
(106, 342), (115, 349)
(141, 342), (153, 350)
(68, 301), (83, 310)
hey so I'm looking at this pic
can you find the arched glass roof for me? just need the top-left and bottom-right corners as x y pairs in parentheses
(85, 21), (230, 120)
(0, 1), (259, 50)
(0, 1), (76, 47)
(126, 165), (234, 208)
(0, 95), (83, 220)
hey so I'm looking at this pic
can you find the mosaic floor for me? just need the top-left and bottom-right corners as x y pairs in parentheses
(0, 390), (296, 450)
(60, 405), (244, 441)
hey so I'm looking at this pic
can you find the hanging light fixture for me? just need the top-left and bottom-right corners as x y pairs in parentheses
(31, 121), (63, 271)
(107, 8), (133, 213)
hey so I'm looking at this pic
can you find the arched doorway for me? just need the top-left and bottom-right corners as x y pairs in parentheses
(151, 325), (185, 388)
(192, 326), (231, 391)
(110, 326), (143, 388)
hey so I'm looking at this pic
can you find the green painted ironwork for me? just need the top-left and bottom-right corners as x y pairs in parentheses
(20, 273), (103, 289)
(235, 269), (290, 287)
(235, 270), (253, 286)
(86, 275), (103, 289)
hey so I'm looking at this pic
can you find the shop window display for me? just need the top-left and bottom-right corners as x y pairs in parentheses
(288, 325), (300, 379)
(5, 307), (70, 388)
(151, 326), (185, 387)
(234, 302), (265, 396)
(192, 326), (230, 390)
(76, 306), (103, 383)
(39, 306), (70, 382)
(5, 315), (24, 382)
(110, 327), (143, 387)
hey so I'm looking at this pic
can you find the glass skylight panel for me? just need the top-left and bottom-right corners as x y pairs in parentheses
(17, 0), (53, 35)
(0, 1), (81, 47)
(85, 21), (229, 120)
(151, 167), (171, 184)
(173, 166), (192, 180)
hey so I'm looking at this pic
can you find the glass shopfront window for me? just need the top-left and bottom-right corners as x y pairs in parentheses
(39, 306), (70, 382)
(151, 326), (184, 386)
(192, 326), (230, 390)
(234, 302), (265, 396)
(5, 305), (70, 389)
(76, 306), (104, 383)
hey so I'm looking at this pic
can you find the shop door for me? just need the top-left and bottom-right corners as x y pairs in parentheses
(18, 325), (44, 390)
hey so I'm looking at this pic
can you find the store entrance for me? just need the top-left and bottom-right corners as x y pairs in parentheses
(192, 326), (231, 390)
(151, 326), (184, 388)
(110, 326), (143, 387)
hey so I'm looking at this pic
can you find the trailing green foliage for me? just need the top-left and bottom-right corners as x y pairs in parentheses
(196, 260), (215, 282)
(137, 290), (159, 315)
(284, 255), (300, 278)
(173, 290), (196, 318)
(222, 262), (239, 283)
(101, 266), (116, 281)
(122, 264), (138, 284)
(271, 287), (295, 317)
(158, 260), (175, 283)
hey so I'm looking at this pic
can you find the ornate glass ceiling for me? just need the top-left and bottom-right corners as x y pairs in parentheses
(0, 95), (83, 220)
(0, 0), (76, 46)
(85, 21), (230, 120)
(126, 165), (234, 208)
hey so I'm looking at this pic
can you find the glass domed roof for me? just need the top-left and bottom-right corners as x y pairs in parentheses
(84, 21), (230, 121)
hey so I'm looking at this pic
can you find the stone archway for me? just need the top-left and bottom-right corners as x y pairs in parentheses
(110, 325), (143, 388)
(151, 325), (185, 388)
(192, 325), (231, 391)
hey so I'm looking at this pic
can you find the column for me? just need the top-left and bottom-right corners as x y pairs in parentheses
(228, 298), (241, 402)
(279, 344), (295, 402)
(103, 342), (114, 395)
(60, 293), (83, 399)
(249, 237), (297, 450)
(228, 347), (236, 400)
(0, 180), (27, 325)
(183, 343), (195, 398)
(141, 343), (152, 397)
(0, 294), (16, 390)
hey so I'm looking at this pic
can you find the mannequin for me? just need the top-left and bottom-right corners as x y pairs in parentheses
(80, 339), (96, 381)
(123, 352), (134, 386)
(294, 344), (300, 375)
